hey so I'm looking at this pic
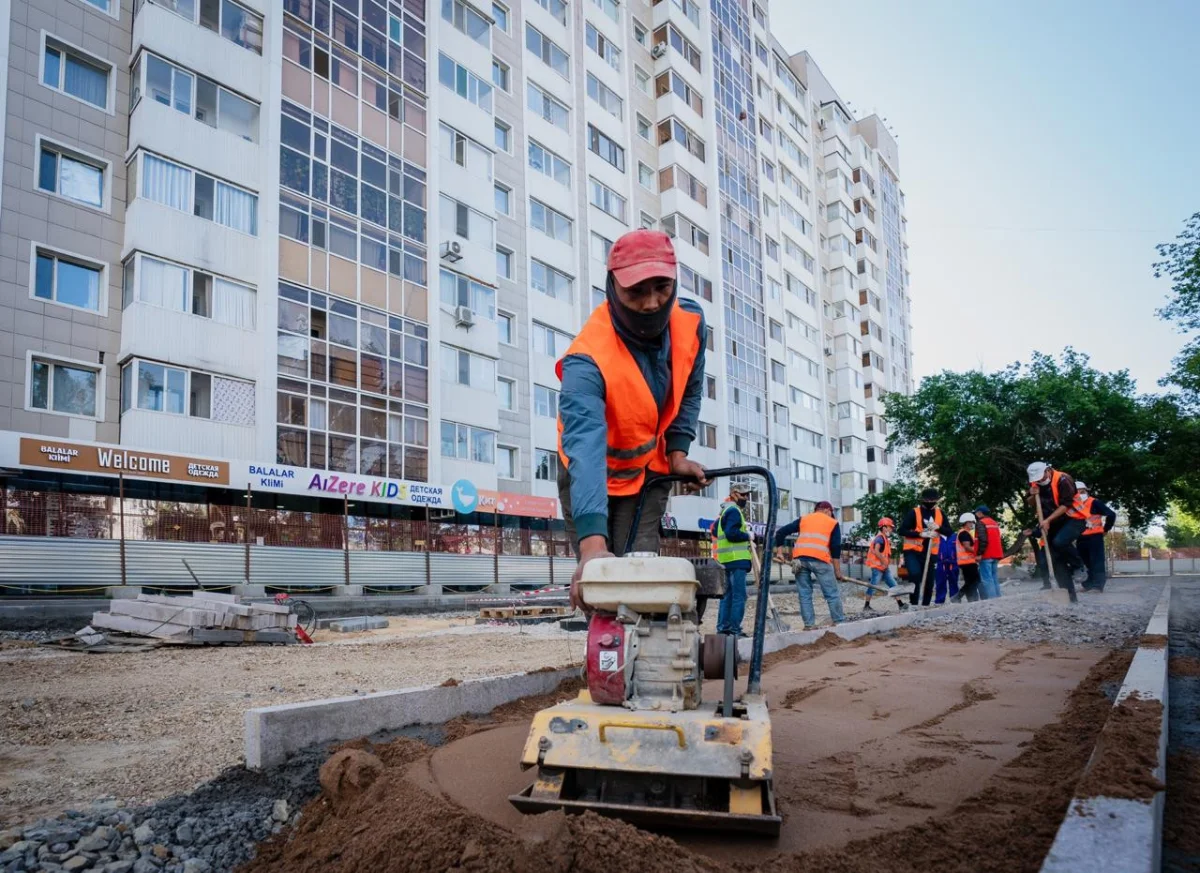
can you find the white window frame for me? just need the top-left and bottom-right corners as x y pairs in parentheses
(533, 384), (560, 418)
(33, 134), (112, 213)
(29, 241), (108, 316)
(491, 1), (510, 33)
(131, 150), (259, 236)
(494, 181), (512, 216)
(39, 32), (115, 115)
(497, 310), (516, 345)
(496, 245), (514, 279)
(491, 57), (511, 92)
(72, 0), (119, 19)
(124, 251), (257, 328)
(25, 350), (105, 421)
(497, 443), (520, 479)
(122, 357), (253, 423)
(494, 118), (512, 153)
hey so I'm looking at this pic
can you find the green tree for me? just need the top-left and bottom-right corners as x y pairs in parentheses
(853, 480), (921, 537)
(1164, 503), (1200, 548)
(884, 350), (1191, 529)
(1155, 212), (1200, 404)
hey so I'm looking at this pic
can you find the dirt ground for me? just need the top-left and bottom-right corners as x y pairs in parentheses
(244, 633), (1133, 873)
(0, 622), (584, 826)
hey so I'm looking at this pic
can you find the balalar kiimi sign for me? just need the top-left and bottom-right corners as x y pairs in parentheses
(18, 438), (230, 486)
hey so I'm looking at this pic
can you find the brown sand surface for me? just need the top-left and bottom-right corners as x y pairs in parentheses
(241, 637), (1133, 873)
(422, 634), (1103, 862)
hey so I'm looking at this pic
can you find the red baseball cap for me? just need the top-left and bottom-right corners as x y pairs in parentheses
(607, 229), (678, 287)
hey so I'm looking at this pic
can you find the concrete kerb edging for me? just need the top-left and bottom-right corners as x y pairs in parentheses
(245, 666), (579, 770)
(1039, 579), (1171, 873)
(735, 587), (1051, 662)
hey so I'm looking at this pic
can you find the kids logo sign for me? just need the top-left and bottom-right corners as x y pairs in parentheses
(304, 472), (446, 507)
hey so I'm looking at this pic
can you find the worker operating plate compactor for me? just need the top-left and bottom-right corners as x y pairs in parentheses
(509, 466), (782, 836)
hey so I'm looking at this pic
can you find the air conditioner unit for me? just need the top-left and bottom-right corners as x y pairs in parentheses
(651, 43), (667, 60)
(818, 118), (827, 130)
(824, 346), (834, 357)
(440, 240), (463, 262)
(453, 305), (476, 328)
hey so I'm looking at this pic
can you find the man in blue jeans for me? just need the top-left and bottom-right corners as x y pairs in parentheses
(774, 501), (845, 630)
(714, 483), (754, 636)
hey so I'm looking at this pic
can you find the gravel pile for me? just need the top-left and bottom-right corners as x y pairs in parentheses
(0, 748), (324, 873)
(908, 587), (1157, 647)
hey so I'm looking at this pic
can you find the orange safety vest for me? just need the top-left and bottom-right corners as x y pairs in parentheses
(1040, 470), (1088, 519)
(555, 302), (702, 497)
(1078, 496), (1105, 536)
(956, 528), (977, 565)
(792, 513), (839, 563)
(1067, 487), (1092, 520)
(903, 506), (943, 551)
(865, 533), (891, 570)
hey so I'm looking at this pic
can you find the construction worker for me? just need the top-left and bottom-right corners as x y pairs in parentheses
(897, 488), (954, 605)
(1026, 461), (1087, 602)
(1073, 481), (1117, 593)
(863, 517), (906, 612)
(951, 513), (983, 602)
(934, 530), (959, 604)
(973, 506), (1005, 599)
(714, 483), (754, 636)
(774, 501), (846, 630)
(557, 229), (709, 608)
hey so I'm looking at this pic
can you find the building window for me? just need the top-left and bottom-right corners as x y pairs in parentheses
(41, 38), (110, 110)
(592, 0), (619, 23)
(587, 125), (625, 171)
(770, 360), (785, 384)
(160, 0), (264, 53)
(33, 248), (103, 313)
(491, 58), (510, 91)
(29, 355), (100, 418)
(660, 213), (708, 254)
(123, 253), (255, 327)
(441, 346), (496, 390)
(494, 182), (511, 215)
(633, 18), (648, 46)
(534, 0), (568, 24)
(491, 1), (510, 32)
(636, 114), (651, 140)
(657, 117), (705, 160)
(654, 70), (703, 116)
(440, 124), (493, 179)
(497, 445), (518, 479)
(534, 384), (560, 418)
(439, 194), (495, 246)
(441, 421), (496, 463)
(640, 212), (655, 229)
(705, 375), (716, 400)
(439, 268), (496, 320)
(634, 66), (650, 94)
(135, 152), (258, 235)
(588, 177), (626, 222)
(527, 82), (570, 129)
(496, 246), (513, 279)
(678, 264), (712, 301)
(590, 285), (605, 309)
(526, 24), (570, 79)
(585, 22), (621, 69)
(528, 139), (571, 187)
(586, 73), (623, 119)
(651, 23), (701, 72)
(637, 162), (655, 191)
(133, 53), (259, 141)
(498, 311), (515, 345)
(442, 0), (492, 46)
(531, 259), (573, 299)
(495, 119), (513, 153)
(37, 141), (105, 209)
(699, 422), (717, 449)
(438, 53), (493, 111)
(122, 359), (253, 424)
(658, 165), (707, 206)
(769, 319), (783, 343)
(535, 448), (561, 482)
(590, 232), (614, 263)
(534, 322), (573, 357)
(530, 199), (573, 243)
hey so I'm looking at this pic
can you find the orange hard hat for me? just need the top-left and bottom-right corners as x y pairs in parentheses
(879, 517), (895, 527)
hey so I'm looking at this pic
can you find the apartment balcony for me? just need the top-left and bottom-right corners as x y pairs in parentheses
(121, 408), (256, 460)
(119, 302), (259, 381)
(129, 98), (261, 196)
(123, 199), (260, 288)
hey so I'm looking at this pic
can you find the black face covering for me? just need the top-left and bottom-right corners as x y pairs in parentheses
(921, 501), (938, 511)
(606, 273), (676, 344)
(736, 497), (748, 508)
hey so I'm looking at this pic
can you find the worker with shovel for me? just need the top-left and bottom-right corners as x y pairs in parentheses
(774, 501), (846, 630)
(897, 488), (953, 605)
(554, 229), (710, 608)
(863, 517), (907, 613)
(1026, 461), (1087, 603)
(714, 483), (754, 637)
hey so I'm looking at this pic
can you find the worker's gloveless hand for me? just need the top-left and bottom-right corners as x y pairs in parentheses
(667, 451), (709, 493)
(571, 536), (613, 612)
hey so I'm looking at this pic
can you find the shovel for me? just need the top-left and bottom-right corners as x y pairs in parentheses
(751, 544), (788, 633)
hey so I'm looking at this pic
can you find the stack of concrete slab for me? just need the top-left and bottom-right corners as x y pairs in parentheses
(89, 591), (297, 645)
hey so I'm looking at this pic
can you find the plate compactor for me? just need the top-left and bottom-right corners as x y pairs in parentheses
(509, 466), (782, 836)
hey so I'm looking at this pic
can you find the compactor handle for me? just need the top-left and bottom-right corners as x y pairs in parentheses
(622, 465), (778, 694)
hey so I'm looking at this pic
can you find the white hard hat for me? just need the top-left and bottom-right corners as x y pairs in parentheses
(958, 512), (976, 524)
(1075, 481), (1088, 491)
(1027, 461), (1048, 482)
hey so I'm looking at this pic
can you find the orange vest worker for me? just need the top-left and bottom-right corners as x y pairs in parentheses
(792, 513), (839, 563)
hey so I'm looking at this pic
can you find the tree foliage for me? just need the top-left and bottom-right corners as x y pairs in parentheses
(1165, 503), (1200, 549)
(882, 350), (1193, 529)
(1155, 212), (1200, 404)
(852, 481), (921, 537)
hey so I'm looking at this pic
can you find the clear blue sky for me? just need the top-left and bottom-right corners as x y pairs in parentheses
(772, 0), (1200, 393)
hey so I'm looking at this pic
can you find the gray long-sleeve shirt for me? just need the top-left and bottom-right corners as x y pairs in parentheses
(559, 297), (707, 544)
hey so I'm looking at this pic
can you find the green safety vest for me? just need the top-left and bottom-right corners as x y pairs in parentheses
(715, 502), (753, 565)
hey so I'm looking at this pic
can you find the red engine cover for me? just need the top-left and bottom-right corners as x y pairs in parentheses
(585, 614), (627, 705)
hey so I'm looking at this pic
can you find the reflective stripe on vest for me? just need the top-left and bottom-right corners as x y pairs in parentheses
(1067, 487), (1091, 520)
(865, 534), (891, 570)
(903, 506), (943, 551)
(1079, 497), (1105, 535)
(554, 302), (703, 497)
(715, 502), (753, 564)
(956, 530), (978, 566)
(978, 516), (1004, 560)
(792, 512), (839, 564)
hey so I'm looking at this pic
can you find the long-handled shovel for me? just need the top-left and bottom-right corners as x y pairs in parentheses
(751, 544), (788, 633)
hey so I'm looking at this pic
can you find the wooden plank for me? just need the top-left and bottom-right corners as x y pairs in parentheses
(90, 613), (192, 641)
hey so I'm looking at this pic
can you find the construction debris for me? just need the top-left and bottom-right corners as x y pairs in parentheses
(327, 616), (390, 633)
(477, 605), (573, 622)
(87, 592), (298, 646)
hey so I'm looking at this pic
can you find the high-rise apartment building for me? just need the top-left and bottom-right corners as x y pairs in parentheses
(0, 0), (912, 543)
